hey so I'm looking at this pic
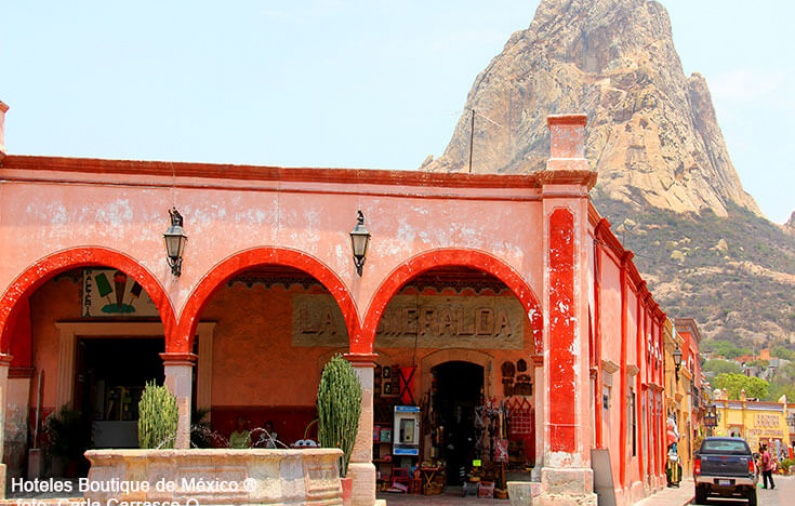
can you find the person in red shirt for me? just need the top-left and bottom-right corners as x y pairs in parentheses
(760, 444), (775, 490)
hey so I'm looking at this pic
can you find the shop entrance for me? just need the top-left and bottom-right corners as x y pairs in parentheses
(432, 361), (483, 485)
(75, 337), (165, 448)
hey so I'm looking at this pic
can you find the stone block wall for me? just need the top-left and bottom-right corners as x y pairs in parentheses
(84, 448), (343, 505)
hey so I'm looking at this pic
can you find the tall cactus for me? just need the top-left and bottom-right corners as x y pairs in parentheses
(138, 380), (179, 449)
(317, 355), (362, 478)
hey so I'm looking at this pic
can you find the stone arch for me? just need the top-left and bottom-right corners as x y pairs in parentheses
(420, 348), (493, 386)
(362, 249), (543, 355)
(175, 248), (360, 354)
(0, 247), (174, 354)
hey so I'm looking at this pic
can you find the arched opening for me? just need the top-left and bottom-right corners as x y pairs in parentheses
(370, 261), (540, 495)
(0, 258), (173, 481)
(432, 360), (484, 485)
(188, 263), (351, 449)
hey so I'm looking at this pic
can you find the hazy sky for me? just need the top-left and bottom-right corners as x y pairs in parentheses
(3, 1), (793, 223)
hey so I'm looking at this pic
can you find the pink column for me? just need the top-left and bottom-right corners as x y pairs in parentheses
(160, 353), (196, 449)
(345, 353), (377, 506)
(548, 208), (577, 453)
(537, 115), (597, 506)
(0, 353), (12, 499)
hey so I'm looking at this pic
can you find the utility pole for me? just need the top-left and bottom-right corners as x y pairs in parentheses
(468, 109), (475, 173)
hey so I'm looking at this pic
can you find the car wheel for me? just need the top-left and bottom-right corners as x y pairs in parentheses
(694, 484), (708, 505)
(747, 488), (757, 506)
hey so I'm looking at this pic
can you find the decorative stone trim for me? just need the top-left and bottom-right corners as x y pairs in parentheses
(601, 359), (620, 374)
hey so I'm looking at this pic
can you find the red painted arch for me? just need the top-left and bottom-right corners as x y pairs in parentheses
(0, 248), (175, 354)
(362, 249), (543, 355)
(175, 248), (360, 354)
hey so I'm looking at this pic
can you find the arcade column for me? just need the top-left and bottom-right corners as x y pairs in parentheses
(0, 354), (11, 499)
(345, 353), (377, 506)
(160, 353), (196, 450)
(537, 114), (597, 506)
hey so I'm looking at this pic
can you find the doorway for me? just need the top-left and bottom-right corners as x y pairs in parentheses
(76, 337), (164, 448)
(432, 361), (483, 485)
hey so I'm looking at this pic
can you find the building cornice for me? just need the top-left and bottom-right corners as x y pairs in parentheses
(1, 154), (543, 190)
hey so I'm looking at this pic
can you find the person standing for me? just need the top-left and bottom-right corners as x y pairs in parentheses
(253, 420), (280, 448)
(665, 415), (680, 487)
(262, 420), (279, 448)
(760, 444), (775, 490)
(229, 418), (252, 449)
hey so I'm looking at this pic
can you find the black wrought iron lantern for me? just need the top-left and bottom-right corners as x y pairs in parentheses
(349, 210), (371, 276)
(672, 345), (683, 385)
(704, 405), (718, 428)
(163, 207), (188, 277)
(351, 211), (370, 276)
(673, 345), (683, 373)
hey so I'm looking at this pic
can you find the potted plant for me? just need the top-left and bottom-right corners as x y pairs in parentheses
(317, 355), (362, 504)
(138, 380), (179, 449)
(43, 406), (92, 477)
(779, 457), (793, 475)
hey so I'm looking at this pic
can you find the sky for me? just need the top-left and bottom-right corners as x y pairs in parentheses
(2, 1), (793, 224)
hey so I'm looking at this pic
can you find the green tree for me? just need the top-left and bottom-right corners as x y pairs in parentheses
(702, 340), (751, 360)
(777, 362), (795, 381)
(771, 346), (795, 361)
(703, 359), (742, 376)
(712, 373), (769, 400)
(767, 361), (795, 401)
(768, 383), (795, 403)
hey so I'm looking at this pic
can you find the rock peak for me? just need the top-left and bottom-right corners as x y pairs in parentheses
(423, 0), (761, 218)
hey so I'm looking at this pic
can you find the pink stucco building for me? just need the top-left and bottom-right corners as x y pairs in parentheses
(0, 102), (667, 505)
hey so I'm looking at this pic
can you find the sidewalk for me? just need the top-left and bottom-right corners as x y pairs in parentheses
(377, 482), (693, 506)
(633, 479), (693, 506)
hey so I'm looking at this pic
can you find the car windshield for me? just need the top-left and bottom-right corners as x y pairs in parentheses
(700, 439), (748, 454)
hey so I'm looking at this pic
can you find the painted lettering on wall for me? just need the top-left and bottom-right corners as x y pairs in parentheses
(747, 427), (784, 440)
(377, 305), (512, 337)
(292, 294), (526, 349)
(82, 269), (158, 317)
(754, 414), (781, 428)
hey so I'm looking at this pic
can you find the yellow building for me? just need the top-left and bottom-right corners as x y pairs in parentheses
(664, 318), (707, 480)
(711, 390), (794, 460)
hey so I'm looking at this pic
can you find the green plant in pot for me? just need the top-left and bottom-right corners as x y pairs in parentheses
(317, 355), (362, 478)
(138, 380), (179, 449)
(43, 406), (92, 477)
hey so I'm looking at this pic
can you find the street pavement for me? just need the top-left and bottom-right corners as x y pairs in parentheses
(378, 482), (695, 505)
(636, 475), (795, 506)
(693, 475), (794, 506)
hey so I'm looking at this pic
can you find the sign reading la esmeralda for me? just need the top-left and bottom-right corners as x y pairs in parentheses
(82, 269), (158, 318)
(293, 294), (526, 349)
